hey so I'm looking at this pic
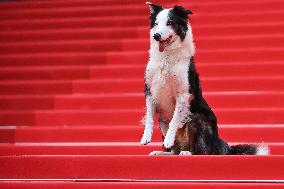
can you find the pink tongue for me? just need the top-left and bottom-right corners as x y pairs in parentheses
(159, 41), (166, 52)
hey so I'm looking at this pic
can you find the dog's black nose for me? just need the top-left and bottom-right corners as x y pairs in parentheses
(153, 33), (161, 41)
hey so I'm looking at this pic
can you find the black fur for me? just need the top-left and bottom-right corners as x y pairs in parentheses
(188, 57), (218, 130)
(144, 82), (151, 97)
(184, 57), (258, 155)
(148, 3), (163, 29)
(230, 144), (257, 155)
(168, 6), (192, 41)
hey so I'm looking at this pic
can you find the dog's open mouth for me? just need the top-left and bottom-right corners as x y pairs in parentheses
(159, 36), (173, 52)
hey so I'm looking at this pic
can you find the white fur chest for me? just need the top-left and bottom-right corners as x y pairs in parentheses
(145, 59), (190, 120)
(148, 61), (177, 100)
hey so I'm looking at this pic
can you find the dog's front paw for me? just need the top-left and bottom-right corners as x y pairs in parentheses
(179, 151), (192, 155)
(163, 135), (175, 149)
(140, 132), (152, 145)
(149, 151), (164, 155)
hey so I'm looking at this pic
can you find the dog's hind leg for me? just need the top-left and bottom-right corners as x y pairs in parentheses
(191, 117), (214, 155)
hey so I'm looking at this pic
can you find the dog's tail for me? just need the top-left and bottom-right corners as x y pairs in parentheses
(230, 143), (270, 155)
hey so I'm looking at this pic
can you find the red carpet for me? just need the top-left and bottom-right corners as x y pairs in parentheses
(0, 0), (284, 188)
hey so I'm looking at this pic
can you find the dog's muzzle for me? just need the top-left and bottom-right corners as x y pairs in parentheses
(154, 35), (173, 52)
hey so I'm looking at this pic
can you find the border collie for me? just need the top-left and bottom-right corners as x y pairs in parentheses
(140, 2), (269, 155)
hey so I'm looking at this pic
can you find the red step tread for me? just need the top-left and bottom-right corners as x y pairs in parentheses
(0, 0), (175, 10)
(0, 40), (148, 54)
(1, 18), (284, 35)
(1, 1), (283, 20)
(1, 28), (284, 43)
(0, 17), (148, 30)
(0, 51), (148, 67)
(0, 10), (284, 31)
(1, 37), (284, 54)
(0, 125), (283, 143)
(0, 181), (284, 189)
(0, 5), (148, 20)
(0, 77), (284, 95)
(0, 65), (145, 80)
(1, 62), (284, 80)
(0, 143), (282, 155)
(1, 181), (284, 189)
(0, 27), (147, 42)
(0, 143), (162, 156)
(0, 49), (283, 67)
(0, 155), (283, 179)
(1, 92), (284, 110)
(0, 109), (284, 126)
(0, 0), (275, 10)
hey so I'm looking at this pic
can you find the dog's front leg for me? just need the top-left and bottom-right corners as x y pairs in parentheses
(163, 93), (192, 149)
(141, 96), (156, 145)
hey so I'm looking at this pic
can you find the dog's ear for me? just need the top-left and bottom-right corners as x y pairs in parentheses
(146, 2), (163, 15)
(172, 5), (192, 17)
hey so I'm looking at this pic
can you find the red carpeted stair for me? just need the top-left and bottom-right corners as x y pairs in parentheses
(0, 0), (284, 188)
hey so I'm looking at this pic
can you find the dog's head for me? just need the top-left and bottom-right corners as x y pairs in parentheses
(146, 2), (192, 53)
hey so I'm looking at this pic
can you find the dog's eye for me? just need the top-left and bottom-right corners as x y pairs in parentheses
(154, 23), (158, 26)
(167, 21), (173, 26)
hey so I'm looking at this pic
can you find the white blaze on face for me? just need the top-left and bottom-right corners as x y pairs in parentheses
(150, 9), (175, 52)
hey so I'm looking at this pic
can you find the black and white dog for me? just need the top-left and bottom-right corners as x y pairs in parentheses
(140, 2), (269, 155)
